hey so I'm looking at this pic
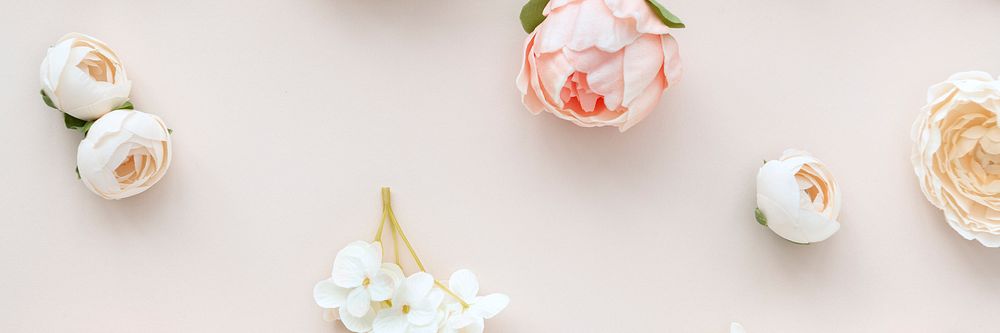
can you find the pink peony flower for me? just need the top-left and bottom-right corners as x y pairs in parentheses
(516, 0), (683, 132)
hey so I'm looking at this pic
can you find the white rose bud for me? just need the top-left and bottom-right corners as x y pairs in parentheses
(40, 33), (131, 120)
(755, 149), (842, 244)
(77, 110), (172, 200)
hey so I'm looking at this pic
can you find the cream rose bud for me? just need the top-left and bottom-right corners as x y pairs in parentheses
(77, 110), (172, 200)
(755, 150), (842, 244)
(912, 72), (1000, 247)
(40, 33), (131, 121)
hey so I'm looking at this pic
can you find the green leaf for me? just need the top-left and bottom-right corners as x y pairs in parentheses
(81, 121), (94, 134)
(40, 90), (57, 109)
(167, 128), (173, 135)
(520, 0), (550, 33)
(75, 167), (80, 179)
(646, 0), (685, 28)
(754, 208), (767, 226)
(63, 113), (94, 135)
(114, 100), (134, 110)
(63, 113), (87, 130)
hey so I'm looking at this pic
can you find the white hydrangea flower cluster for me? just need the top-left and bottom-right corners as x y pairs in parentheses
(314, 189), (509, 333)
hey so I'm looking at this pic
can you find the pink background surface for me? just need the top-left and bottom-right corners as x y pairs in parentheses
(3, 0), (1000, 332)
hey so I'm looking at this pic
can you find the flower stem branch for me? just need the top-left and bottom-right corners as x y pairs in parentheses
(376, 187), (469, 309)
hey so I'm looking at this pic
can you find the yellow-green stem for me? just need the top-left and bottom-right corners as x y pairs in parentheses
(378, 187), (469, 309)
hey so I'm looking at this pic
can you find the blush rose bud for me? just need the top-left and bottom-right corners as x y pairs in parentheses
(516, 0), (682, 132)
(755, 150), (842, 244)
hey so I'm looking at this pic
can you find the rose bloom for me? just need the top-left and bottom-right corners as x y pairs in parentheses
(912, 71), (1000, 247)
(516, 0), (682, 132)
(40, 33), (131, 121)
(77, 110), (172, 200)
(756, 150), (841, 244)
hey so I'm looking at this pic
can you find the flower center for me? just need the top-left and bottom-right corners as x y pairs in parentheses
(402, 305), (411, 314)
(794, 172), (828, 211)
(113, 151), (154, 187)
(362, 277), (371, 287)
(559, 72), (608, 116)
(951, 124), (1000, 193)
(76, 50), (116, 83)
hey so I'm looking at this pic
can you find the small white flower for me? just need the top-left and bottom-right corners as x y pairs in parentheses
(438, 270), (509, 333)
(314, 241), (404, 332)
(731, 322), (746, 333)
(40, 33), (132, 121)
(373, 272), (445, 333)
(756, 149), (842, 244)
(77, 109), (172, 200)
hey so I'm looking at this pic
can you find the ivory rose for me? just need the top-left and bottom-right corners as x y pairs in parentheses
(77, 110), (172, 200)
(912, 71), (1000, 247)
(40, 33), (131, 121)
(516, 0), (682, 131)
(755, 150), (842, 244)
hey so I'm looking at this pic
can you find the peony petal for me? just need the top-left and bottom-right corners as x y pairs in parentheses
(313, 279), (350, 309)
(619, 73), (665, 131)
(621, 34), (664, 106)
(535, 51), (576, 108)
(661, 34), (682, 87)
(517, 33), (547, 114)
(543, 0), (579, 15)
(566, 0), (616, 51)
(603, 0), (672, 35)
(535, 1), (581, 53)
(564, 47), (624, 110)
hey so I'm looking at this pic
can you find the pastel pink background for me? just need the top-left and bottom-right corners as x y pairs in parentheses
(2, 0), (1000, 332)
